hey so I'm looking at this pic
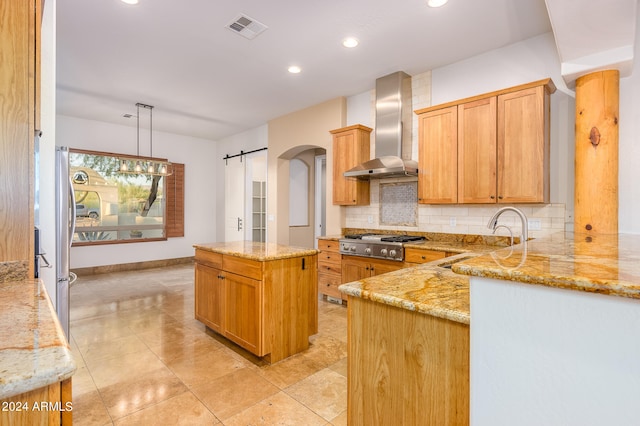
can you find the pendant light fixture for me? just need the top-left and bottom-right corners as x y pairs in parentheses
(119, 103), (172, 176)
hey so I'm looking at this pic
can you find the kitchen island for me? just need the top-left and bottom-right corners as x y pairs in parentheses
(0, 276), (76, 425)
(453, 232), (640, 426)
(193, 241), (318, 363)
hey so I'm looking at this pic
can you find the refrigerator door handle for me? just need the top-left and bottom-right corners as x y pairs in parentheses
(68, 177), (76, 247)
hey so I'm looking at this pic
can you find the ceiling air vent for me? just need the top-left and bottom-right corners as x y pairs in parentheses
(227, 14), (268, 40)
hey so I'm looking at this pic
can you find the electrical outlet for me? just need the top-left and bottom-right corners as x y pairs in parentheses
(528, 218), (542, 231)
(368, 215), (373, 224)
(449, 217), (457, 227)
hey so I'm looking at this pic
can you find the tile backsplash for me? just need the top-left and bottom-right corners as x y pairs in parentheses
(345, 178), (566, 239)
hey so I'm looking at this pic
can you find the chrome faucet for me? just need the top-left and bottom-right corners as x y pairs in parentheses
(487, 207), (528, 243)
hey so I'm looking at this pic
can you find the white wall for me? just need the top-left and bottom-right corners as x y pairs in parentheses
(618, 7), (640, 234)
(56, 115), (217, 268)
(470, 276), (640, 425)
(214, 125), (268, 240)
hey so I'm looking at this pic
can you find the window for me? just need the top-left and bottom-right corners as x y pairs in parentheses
(69, 149), (184, 245)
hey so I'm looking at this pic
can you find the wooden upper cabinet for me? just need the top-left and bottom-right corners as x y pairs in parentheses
(415, 79), (554, 205)
(497, 85), (550, 203)
(458, 97), (497, 204)
(331, 125), (372, 206)
(417, 106), (458, 204)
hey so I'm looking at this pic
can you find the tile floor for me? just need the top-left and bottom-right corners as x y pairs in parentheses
(69, 264), (349, 425)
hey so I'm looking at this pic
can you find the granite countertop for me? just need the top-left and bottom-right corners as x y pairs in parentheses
(0, 279), (76, 399)
(194, 241), (318, 261)
(453, 231), (640, 300)
(339, 253), (474, 324)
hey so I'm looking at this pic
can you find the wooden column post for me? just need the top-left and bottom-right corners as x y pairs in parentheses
(574, 70), (619, 234)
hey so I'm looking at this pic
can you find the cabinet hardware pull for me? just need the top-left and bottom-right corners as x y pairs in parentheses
(302, 258), (306, 270)
(498, 195), (503, 199)
(421, 256), (426, 260)
(490, 195), (495, 199)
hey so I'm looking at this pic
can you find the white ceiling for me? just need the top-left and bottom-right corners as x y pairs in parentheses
(56, 0), (553, 141)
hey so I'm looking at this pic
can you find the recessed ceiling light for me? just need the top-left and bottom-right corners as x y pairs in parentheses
(288, 66), (301, 74)
(121, 0), (139, 4)
(427, 0), (448, 7)
(342, 37), (359, 48)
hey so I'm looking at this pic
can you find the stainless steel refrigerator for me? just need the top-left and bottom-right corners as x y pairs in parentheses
(55, 146), (76, 339)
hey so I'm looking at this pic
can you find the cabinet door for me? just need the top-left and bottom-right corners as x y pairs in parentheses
(418, 106), (458, 204)
(194, 263), (224, 333)
(223, 271), (263, 356)
(458, 97), (497, 203)
(332, 126), (371, 206)
(497, 85), (549, 203)
(342, 256), (372, 283)
(368, 259), (405, 276)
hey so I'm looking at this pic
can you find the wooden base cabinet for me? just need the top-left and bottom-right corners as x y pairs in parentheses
(195, 249), (317, 363)
(341, 256), (405, 283)
(0, 379), (72, 426)
(317, 239), (344, 300)
(347, 297), (469, 426)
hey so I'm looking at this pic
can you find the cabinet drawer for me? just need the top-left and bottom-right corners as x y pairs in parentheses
(318, 239), (340, 252)
(404, 248), (446, 264)
(223, 255), (262, 281)
(318, 273), (342, 298)
(319, 250), (341, 264)
(318, 262), (341, 275)
(195, 249), (223, 269)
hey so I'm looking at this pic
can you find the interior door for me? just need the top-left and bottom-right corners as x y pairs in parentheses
(225, 156), (245, 242)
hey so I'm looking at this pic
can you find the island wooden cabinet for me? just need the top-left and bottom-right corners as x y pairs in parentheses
(416, 79), (554, 205)
(194, 248), (317, 363)
(331, 125), (372, 206)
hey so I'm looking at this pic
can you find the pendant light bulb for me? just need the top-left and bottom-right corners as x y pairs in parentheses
(147, 163), (155, 174)
(120, 159), (128, 172)
(160, 164), (167, 175)
(135, 161), (142, 173)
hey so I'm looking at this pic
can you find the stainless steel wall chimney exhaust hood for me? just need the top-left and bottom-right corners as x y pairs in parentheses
(344, 71), (417, 179)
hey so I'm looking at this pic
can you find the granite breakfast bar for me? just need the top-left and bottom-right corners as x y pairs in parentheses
(452, 232), (640, 426)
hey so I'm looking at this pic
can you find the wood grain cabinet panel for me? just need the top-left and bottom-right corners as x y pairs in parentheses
(404, 248), (446, 264)
(194, 262), (224, 334)
(347, 297), (469, 426)
(497, 85), (550, 203)
(0, 0), (41, 272)
(417, 106), (458, 204)
(317, 239), (344, 301)
(331, 125), (372, 206)
(458, 97), (498, 203)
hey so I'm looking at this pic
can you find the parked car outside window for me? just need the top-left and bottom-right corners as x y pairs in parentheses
(75, 204), (100, 219)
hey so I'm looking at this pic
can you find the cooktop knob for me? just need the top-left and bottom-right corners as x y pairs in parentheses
(364, 247), (372, 254)
(380, 248), (388, 256)
(350, 245), (356, 252)
(389, 249), (397, 257)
